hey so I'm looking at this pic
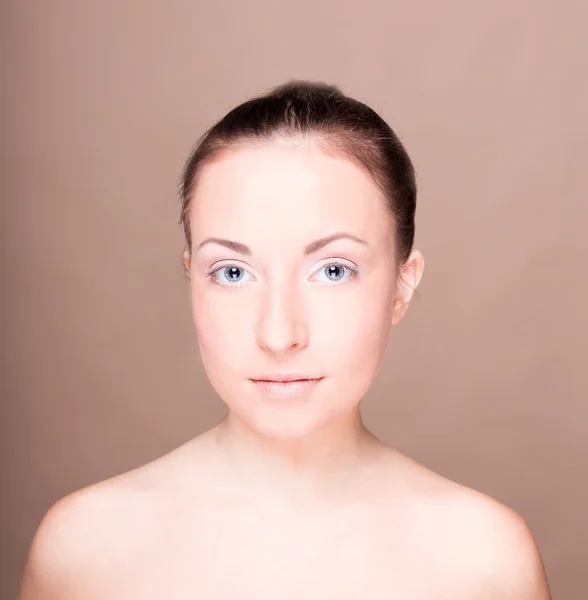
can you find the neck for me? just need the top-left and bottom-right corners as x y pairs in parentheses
(211, 406), (379, 508)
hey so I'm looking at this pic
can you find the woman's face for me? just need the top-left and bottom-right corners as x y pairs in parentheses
(186, 139), (411, 439)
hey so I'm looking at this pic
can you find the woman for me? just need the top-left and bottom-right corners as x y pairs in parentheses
(20, 80), (551, 598)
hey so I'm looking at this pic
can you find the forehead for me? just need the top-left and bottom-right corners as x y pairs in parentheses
(189, 139), (391, 246)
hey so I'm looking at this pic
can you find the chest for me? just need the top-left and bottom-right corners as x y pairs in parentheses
(106, 506), (450, 599)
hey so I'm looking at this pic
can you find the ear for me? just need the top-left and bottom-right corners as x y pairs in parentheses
(391, 249), (425, 327)
(182, 248), (192, 277)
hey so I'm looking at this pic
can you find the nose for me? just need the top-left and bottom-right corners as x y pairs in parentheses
(255, 279), (309, 357)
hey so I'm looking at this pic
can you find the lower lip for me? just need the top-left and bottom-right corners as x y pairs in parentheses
(251, 378), (322, 398)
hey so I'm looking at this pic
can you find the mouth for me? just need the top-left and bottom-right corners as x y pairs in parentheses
(250, 376), (323, 398)
(252, 374), (321, 383)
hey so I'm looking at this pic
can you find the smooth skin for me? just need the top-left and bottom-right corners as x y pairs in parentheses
(20, 138), (551, 599)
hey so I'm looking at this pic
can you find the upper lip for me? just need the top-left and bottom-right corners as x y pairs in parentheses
(251, 374), (322, 382)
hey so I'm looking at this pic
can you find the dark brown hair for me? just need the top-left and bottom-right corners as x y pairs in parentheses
(179, 80), (416, 277)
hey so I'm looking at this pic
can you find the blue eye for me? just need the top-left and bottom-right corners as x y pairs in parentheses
(207, 262), (358, 287)
(208, 265), (253, 287)
(312, 263), (358, 284)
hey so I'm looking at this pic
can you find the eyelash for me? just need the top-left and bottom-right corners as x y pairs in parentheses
(205, 261), (360, 288)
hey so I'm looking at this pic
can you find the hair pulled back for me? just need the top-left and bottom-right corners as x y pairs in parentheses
(179, 80), (416, 271)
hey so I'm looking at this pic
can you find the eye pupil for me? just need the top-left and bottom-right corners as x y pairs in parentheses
(225, 266), (243, 281)
(325, 265), (345, 281)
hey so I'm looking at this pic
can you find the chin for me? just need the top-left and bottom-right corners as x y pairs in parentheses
(229, 397), (351, 442)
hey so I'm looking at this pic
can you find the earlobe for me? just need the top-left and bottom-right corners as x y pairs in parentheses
(182, 249), (192, 276)
(391, 300), (407, 327)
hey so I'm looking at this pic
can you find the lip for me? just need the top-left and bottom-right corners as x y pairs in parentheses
(252, 374), (321, 383)
(251, 377), (323, 398)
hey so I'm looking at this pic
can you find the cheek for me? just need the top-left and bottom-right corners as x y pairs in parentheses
(191, 294), (250, 368)
(312, 286), (393, 365)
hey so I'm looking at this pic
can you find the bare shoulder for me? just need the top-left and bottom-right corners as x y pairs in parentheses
(19, 437), (203, 599)
(19, 479), (148, 599)
(434, 485), (551, 598)
(385, 451), (552, 599)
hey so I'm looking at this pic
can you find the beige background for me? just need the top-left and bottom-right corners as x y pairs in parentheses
(2, 0), (586, 598)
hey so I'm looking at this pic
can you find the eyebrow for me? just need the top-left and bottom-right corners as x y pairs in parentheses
(195, 232), (368, 256)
